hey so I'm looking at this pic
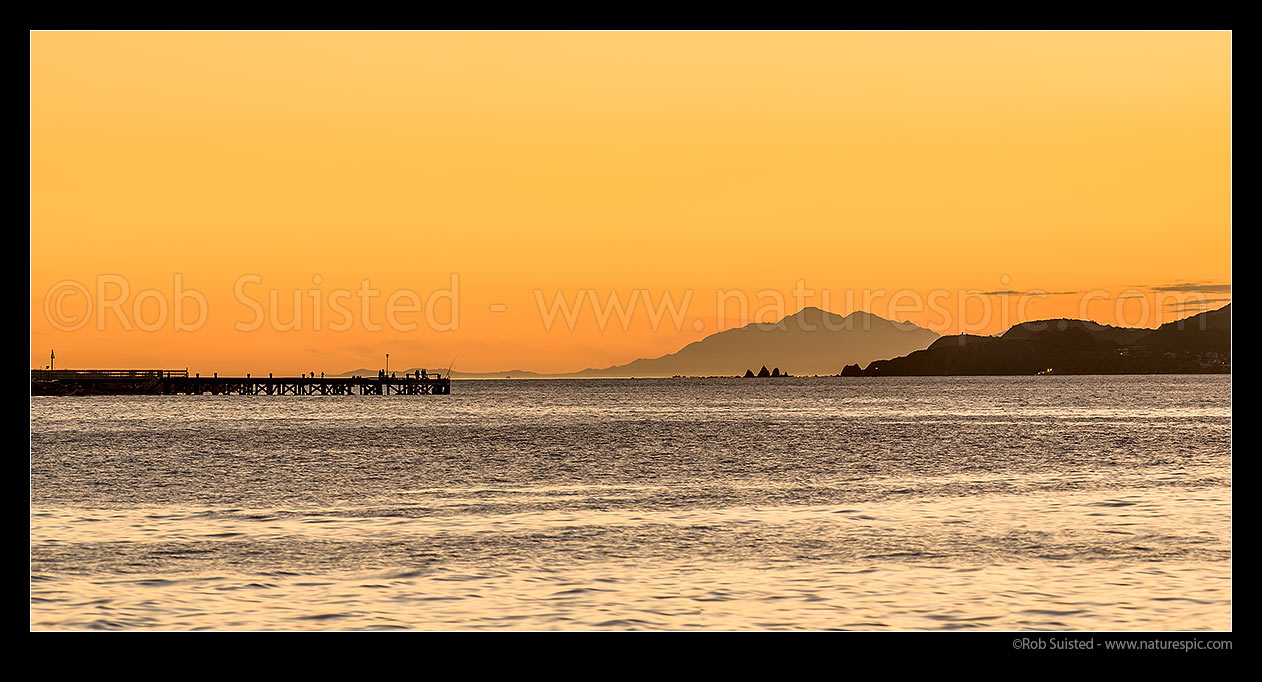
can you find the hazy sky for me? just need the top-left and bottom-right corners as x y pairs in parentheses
(31, 31), (1230, 374)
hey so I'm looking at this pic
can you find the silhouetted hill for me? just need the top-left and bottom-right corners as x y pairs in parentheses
(571, 307), (939, 377)
(842, 305), (1229, 376)
(1136, 304), (1231, 355)
(1001, 318), (1150, 345)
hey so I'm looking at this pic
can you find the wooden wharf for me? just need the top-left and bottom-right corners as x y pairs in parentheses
(31, 369), (451, 396)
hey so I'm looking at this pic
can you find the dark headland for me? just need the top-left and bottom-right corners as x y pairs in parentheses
(841, 304), (1230, 376)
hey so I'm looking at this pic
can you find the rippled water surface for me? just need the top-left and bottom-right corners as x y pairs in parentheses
(30, 376), (1231, 630)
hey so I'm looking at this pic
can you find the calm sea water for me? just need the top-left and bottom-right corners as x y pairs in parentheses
(30, 376), (1231, 630)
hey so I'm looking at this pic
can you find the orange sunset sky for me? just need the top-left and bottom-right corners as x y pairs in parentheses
(31, 31), (1230, 375)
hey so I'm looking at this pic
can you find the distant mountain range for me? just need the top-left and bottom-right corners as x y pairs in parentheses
(338, 304), (1231, 379)
(842, 304), (1230, 376)
(568, 307), (939, 377)
(338, 307), (940, 378)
